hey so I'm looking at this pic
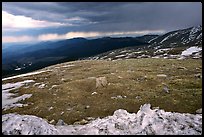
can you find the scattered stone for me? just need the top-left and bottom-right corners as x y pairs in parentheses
(162, 84), (169, 93)
(111, 95), (124, 99)
(118, 76), (123, 79)
(61, 78), (65, 81)
(74, 119), (88, 125)
(56, 119), (67, 126)
(135, 96), (141, 99)
(48, 107), (53, 111)
(96, 77), (108, 88)
(157, 74), (167, 78)
(85, 105), (90, 109)
(33, 83), (41, 87)
(91, 92), (97, 95)
(49, 119), (55, 124)
(38, 84), (45, 89)
(152, 107), (160, 110)
(51, 85), (58, 88)
(177, 67), (187, 70)
(127, 70), (134, 73)
(116, 95), (123, 99)
(196, 108), (202, 114)
(194, 73), (202, 79)
(60, 112), (64, 115)
(87, 77), (96, 80)
(67, 108), (72, 111)
(86, 117), (95, 121)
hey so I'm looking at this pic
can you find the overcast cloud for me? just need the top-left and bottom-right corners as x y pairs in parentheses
(2, 2), (202, 43)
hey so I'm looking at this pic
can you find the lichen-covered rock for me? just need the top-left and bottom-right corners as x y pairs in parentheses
(196, 108), (202, 114)
(96, 77), (108, 88)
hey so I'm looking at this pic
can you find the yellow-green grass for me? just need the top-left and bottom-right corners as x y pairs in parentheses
(2, 58), (202, 125)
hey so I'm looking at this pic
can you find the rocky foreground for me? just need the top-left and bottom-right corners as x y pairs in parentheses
(2, 104), (202, 135)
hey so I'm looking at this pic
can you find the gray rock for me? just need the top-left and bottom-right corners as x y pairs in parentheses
(196, 108), (202, 114)
(157, 74), (167, 78)
(49, 119), (55, 124)
(162, 84), (169, 93)
(177, 67), (187, 70)
(96, 77), (108, 88)
(194, 73), (202, 79)
(74, 119), (88, 125)
(56, 119), (67, 126)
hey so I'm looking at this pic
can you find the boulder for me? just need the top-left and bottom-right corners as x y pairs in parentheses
(196, 108), (202, 114)
(56, 119), (67, 126)
(96, 77), (108, 88)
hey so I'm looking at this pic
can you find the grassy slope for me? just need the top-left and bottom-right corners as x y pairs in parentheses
(2, 58), (202, 125)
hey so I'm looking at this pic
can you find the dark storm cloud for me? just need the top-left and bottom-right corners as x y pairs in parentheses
(2, 2), (202, 33)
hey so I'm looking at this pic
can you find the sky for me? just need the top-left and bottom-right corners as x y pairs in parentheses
(2, 2), (202, 44)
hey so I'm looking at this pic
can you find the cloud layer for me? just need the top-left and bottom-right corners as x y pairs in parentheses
(2, 2), (202, 43)
(3, 30), (165, 43)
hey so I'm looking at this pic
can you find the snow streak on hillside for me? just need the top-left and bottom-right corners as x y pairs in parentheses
(2, 104), (202, 135)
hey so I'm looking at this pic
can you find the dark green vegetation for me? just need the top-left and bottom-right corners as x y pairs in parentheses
(3, 58), (202, 125)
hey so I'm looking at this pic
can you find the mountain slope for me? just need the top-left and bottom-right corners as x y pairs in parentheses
(2, 37), (147, 78)
(86, 26), (202, 60)
(149, 25), (202, 48)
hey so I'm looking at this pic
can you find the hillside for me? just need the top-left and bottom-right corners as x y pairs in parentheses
(2, 37), (147, 78)
(2, 58), (202, 134)
(86, 26), (202, 60)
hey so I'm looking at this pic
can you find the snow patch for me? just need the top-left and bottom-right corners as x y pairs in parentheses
(2, 70), (51, 81)
(38, 84), (46, 89)
(15, 68), (21, 71)
(181, 46), (202, 56)
(2, 80), (34, 110)
(2, 104), (202, 135)
(160, 32), (178, 43)
(61, 65), (75, 68)
(115, 54), (126, 58)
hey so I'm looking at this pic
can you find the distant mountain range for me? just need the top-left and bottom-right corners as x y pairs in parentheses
(2, 25), (202, 78)
(2, 37), (147, 78)
(86, 25), (202, 60)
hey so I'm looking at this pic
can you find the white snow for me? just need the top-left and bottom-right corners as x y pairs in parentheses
(148, 36), (158, 43)
(2, 104), (202, 135)
(2, 70), (51, 81)
(15, 68), (22, 71)
(196, 33), (202, 40)
(189, 26), (202, 41)
(155, 48), (172, 53)
(61, 65), (75, 68)
(38, 84), (46, 89)
(2, 114), (59, 135)
(181, 46), (202, 56)
(2, 80), (34, 110)
(120, 50), (128, 53)
(115, 54), (126, 58)
(134, 51), (142, 54)
(160, 32), (178, 43)
(152, 56), (160, 59)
